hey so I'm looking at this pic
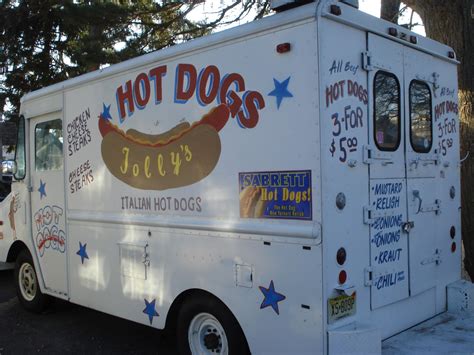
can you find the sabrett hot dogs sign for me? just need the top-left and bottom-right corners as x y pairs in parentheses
(239, 171), (312, 220)
(99, 63), (266, 191)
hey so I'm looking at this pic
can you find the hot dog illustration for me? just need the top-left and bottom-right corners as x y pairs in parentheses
(99, 104), (230, 190)
(125, 122), (191, 145)
(239, 186), (267, 218)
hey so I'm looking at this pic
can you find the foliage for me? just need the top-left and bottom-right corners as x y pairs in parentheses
(381, 0), (474, 281)
(0, 0), (270, 121)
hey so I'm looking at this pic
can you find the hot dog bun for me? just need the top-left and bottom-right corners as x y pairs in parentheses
(100, 104), (230, 190)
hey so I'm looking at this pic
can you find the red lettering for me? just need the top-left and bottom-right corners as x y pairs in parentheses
(197, 65), (220, 106)
(175, 64), (197, 103)
(133, 73), (151, 109)
(326, 85), (333, 107)
(149, 65), (167, 103)
(226, 91), (243, 118)
(237, 91), (265, 129)
(219, 73), (245, 117)
(116, 80), (134, 122)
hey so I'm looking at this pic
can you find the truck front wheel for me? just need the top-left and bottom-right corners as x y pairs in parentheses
(177, 295), (250, 355)
(14, 249), (49, 312)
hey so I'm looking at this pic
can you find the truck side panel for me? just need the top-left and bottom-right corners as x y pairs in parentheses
(63, 19), (324, 353)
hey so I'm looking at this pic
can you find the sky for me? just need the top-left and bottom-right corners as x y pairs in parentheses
(188, 0), (426, 36)
(359, 0), (425, 35)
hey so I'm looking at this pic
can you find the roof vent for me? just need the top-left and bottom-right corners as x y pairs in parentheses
(271, 0), (314, 12)
(340, 0), (359, 9)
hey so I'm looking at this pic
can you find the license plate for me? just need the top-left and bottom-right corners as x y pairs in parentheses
(328, 293), (356, 323)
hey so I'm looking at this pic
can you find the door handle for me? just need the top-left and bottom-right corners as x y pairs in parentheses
(412, 190), (422, 213)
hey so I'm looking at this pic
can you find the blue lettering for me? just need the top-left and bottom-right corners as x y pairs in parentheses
(376, 196), (400, 210)
(371, 229), (401, 247)
(374, 182), (403, 195)
(377, 248), (403, 264)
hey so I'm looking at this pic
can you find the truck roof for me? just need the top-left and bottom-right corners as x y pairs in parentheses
(20, 0), (457, 107)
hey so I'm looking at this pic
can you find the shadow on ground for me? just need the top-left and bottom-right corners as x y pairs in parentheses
(0, 270), (176, 354)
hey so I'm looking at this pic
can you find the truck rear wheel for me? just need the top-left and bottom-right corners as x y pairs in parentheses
(14, 249), (49, 312)
(177, 295), (250, 355)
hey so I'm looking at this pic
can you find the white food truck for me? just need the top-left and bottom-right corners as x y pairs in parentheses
(0, 0), (469, 353)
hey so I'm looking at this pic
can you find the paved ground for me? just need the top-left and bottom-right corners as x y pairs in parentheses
(383, 311), (474, 355)
(2, 265), (473, 355)
(0, 270), (176, 354)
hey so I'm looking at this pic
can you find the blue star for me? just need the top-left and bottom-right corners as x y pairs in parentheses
(76, 242), (89, 264)
(268, 77), (293, 109)
(259, 280), (286, 315)
(38, 180), (47, 199)
(143, 299), (159, 325)
(101, 103), (112, 121)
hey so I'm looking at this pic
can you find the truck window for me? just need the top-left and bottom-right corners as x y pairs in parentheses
(374, 71), (401, 151)
(409, 80), (432, 153)
(35, 119), (63, 171)
(14, 116), (26, 180)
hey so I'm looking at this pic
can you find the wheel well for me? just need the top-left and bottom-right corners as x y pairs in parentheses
(6, 240), (29, 263)
(165, 289), (240, 333)
(165, 289), (208, 332)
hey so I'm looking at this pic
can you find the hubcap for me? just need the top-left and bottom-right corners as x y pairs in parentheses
(188, 313), (228, 355)
(19, 262), (37, 302)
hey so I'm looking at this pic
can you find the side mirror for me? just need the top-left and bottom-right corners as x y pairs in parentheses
(1, 160), (16, 183)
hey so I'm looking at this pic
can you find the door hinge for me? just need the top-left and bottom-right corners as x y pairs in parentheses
(363, 206), (398, 225)
(362, 51), (373, 71)
(363, 145), (394, 165)
(365, 267), (402, 287)
(362, 51), (388, 71)
(364, 267), (374, 286)
(364, 267), (385, 287)
(27, 185), (33, 192)
(421, 249), (442, 265)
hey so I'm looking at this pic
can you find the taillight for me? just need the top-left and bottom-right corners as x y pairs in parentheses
(338, 270), (347, 285)
(276, 43), (291, 54)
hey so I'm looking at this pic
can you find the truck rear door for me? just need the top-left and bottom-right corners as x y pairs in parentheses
(366, 33), (410, 309)
(366, 31), (450, 312)
(403, 46), (440, 297)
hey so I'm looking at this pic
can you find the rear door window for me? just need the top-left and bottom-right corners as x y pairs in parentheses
(409, 80), (432, 153)
(374, 71), (401, 151)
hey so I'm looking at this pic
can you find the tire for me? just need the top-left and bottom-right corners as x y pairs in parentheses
(177, 295), (250, 355)
(14, 249), (49, 312)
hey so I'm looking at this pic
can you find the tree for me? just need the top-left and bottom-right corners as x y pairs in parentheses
(0, 0), (210, 121)
(381, 0), (401, 23)
(0, 0), (270, 122)
(381, 0), (474, 280)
